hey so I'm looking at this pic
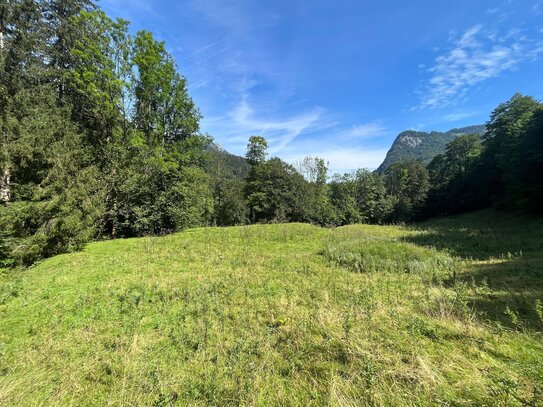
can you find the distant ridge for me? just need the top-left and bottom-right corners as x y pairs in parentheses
(376, 124), (485, 172)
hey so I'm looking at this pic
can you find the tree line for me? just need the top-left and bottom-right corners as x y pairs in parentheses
(213, 93), (542, 229)
(1, 1), (542, 267)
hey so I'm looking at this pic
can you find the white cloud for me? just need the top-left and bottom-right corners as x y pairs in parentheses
(339, 122), (387, 139)
(203, 98), (324, 154)
(443, 112), (477, 122)
(203, 99), (390, 172)
(279, 121), (392, 172)
(418, 25), (543, 109)
(281, 147), (389, 173)
(192, 36), (229, 56)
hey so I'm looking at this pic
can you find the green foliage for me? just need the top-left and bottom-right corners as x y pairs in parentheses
(518, 107), (543, 211)
(295, 156), (337, 225)
(113, 161), (212, 236)
(213, 178), (249, 226)
(444, 134), (482, 177)
(133, 30), (200, 148)
(206, 144), (250, 226)
(377, 125), (485, 172)
(0, 211), (14, 268)
(425, 134), (483, 216)
(67, 10), (128, 144)
(385, 159), (429, 220)
(354, 169), (394, 223)
(480, 93), (541, 208)
(423, 94), (543, 217)
(244, 140), (333, 226)
(0, 0), (211, 264)
(245, 135), (268, 166)
(0, 84), (105, 265)
(245, 157), (309, 223)
(328, 173), (362, 225)
(205, 144), (251, 180)
(296, 155), (327, 185)
(487, 97), (543, 212)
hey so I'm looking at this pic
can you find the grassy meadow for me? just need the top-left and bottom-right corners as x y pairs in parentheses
(0, 211), (542, 406)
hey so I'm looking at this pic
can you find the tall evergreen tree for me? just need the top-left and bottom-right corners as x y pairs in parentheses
(1, 0), (46, 204)
(1, 0), (212, 265)
(44, 0), (96, 100)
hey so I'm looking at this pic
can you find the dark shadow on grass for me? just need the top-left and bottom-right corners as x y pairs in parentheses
(458, 259), (543, 331)
(404, 210), (543, 331)
(405, 213), (543, 260)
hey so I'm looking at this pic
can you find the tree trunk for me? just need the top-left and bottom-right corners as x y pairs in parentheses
(0, 167), (11, 203)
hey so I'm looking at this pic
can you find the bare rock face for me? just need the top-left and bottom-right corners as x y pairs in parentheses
(398, 135), (423, 148)
(376, 124), (485, 172)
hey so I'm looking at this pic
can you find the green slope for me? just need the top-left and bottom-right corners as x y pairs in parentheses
(205, 143), (251, 180)
(1, 211), (542, 405)
(377, 125), (485, 172)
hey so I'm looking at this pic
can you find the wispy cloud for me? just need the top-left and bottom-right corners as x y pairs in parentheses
(418, 25), (543, 109)
(204, 99), (391, 172)
(192, 36), (229, 56)
(203, 98), (325, 154)
(443, 112), (477, 122)
(278, 121), (392, 172)
(281, 146), (389, 173)
(339, 122), (387, 139)
(195, 46), (230, 62)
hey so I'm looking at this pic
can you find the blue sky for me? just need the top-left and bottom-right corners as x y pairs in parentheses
(101, 0), (543, 172)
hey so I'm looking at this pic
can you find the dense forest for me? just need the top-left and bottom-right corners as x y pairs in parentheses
(1, 0), (542, 267)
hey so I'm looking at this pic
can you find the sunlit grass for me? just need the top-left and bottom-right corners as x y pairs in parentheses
(0, 212), (542, 405)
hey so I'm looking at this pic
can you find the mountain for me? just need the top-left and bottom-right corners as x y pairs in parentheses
(376, 125), (486, 172)
(205, 143), (251, 180)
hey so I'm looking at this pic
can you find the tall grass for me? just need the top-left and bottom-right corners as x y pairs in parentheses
(0, 211), (542, 405)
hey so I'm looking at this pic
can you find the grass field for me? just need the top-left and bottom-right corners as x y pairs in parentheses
(1, 210), (542, 406)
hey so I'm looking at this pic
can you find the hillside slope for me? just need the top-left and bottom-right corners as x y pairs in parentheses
(1, 211), (542, 405)
(377, 125), (485, 172)
(205, 143), (251, 180)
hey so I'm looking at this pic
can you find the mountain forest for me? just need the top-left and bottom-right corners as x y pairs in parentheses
(1, 1), (542, 405)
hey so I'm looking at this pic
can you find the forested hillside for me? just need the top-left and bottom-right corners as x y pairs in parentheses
(205, 144), (251, 181)
(377, 125), (485, 172)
